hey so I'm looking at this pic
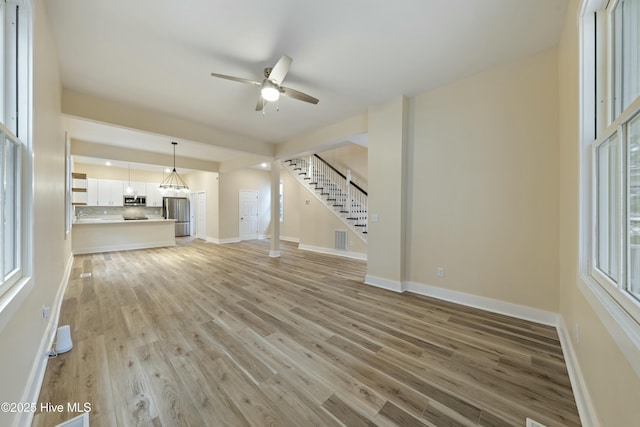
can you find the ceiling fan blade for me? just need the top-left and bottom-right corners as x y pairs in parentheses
(255, 96), (264, 112)
(281, 86), (319, 105)
(210, 72), (262, 86)
(267, 55), (292, 85)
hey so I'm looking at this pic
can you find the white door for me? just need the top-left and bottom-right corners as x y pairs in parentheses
(197, 191), (206, 239)
(239, 190), (258, 240)
(189, 192), (197, 236)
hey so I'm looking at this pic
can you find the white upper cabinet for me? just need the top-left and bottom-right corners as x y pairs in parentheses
(86, 179), (168, 207)
(146, 183), (163, 207)
(87, 178), (99, 206)
(98, 179), (124, 206)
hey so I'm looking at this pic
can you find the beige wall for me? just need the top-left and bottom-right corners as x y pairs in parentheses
(276, 113), (368, 158)
(218, 168), (271, 240)
(407, 48), (560, 313)
(367, 96), (409, 287)
(558, 1), (640, 425)
(317, 143), (368, 191)
(0, 1), (71, 425)
(295, 179), (367, 257)
(280, 169), (300, 241)
(186, 171), (220, 240)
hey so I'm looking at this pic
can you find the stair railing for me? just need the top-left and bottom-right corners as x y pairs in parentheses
(284, 155), (368, 234)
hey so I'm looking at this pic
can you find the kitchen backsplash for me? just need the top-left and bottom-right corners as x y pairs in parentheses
(74, 206), (162, 218)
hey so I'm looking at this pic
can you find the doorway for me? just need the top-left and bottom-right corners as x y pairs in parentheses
(239, 190), (258, 240)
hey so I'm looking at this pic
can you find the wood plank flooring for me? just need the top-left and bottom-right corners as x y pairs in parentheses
(33, 239), (580, 427)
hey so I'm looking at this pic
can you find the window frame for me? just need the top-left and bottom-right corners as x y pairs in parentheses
(0, 0), (33, 332)
(580, 0), (640, 364)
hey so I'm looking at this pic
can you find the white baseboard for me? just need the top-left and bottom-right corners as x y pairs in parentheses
(557, 316), (600, 427)
(364, 275), (405, 292)
(404, 281), (558, 326)
(280, 236), (300, 243)
(16, 254), (74, 427)
(205, 236), (241, 244)
(298, 244), (367, 261)
(269, 250), (281, 258)
(72, 240), (175, 255)
(216, 237), (241, 244)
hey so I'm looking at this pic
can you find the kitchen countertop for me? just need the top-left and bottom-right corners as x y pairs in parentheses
(73, 217), (175, 225)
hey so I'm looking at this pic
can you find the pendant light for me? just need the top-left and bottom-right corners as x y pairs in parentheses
(125, 163), (134, 195)
(159, 142), (189, 195)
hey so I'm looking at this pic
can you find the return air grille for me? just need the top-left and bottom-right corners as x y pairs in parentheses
(334, 230), (347, 251)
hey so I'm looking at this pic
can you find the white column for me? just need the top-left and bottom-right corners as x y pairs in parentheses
(270, 159), (281, 257)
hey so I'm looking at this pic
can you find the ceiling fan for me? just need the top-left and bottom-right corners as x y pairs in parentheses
(210, 55), (319, 112)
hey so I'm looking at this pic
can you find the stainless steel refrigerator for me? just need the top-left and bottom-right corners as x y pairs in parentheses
(163, 197), (190, 236)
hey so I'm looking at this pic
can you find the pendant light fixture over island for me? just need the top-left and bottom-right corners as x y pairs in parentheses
(159, 141), (189, 195)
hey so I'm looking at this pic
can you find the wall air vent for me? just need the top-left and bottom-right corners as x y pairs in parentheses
(334, 230), (347, 251)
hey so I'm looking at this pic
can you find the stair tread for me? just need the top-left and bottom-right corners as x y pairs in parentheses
(284, 158), (368, 241)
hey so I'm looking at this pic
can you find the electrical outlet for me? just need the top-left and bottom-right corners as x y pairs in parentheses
(41, 305), (51, 319)
(437, 267), (445, 278)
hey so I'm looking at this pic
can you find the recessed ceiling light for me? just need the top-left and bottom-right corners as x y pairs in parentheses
(105, 161), (111, 166)
(261, 162), (268, 168)
(165, 168), (171, 173)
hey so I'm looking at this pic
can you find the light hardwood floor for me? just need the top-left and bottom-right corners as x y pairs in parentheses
(33, 239), (580, 427)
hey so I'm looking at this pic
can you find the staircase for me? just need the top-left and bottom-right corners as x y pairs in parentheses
(284, 155), (368, 242)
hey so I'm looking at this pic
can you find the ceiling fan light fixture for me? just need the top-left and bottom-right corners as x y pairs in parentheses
(261, 85), (280, 102)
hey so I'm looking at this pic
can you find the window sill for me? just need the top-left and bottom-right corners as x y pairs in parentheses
(0, 276), (34, 335)
(578, 272), (640, 377)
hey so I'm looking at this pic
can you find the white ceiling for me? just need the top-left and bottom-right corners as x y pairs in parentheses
(46, 0), (568, 165)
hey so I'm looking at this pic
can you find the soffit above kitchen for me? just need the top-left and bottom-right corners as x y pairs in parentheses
(47, 0), (568, 162)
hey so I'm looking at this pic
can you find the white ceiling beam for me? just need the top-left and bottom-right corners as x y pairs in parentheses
(62, 89), (276, 157)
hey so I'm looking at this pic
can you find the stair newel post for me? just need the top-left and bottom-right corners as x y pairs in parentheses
(308, 155), (313, 180)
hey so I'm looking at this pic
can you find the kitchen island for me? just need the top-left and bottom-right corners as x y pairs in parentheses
(72, 218), (176, 254)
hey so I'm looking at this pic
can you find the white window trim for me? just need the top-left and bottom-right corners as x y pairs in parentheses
(578, 0), (640, 376)
(0, 0), (34, 333)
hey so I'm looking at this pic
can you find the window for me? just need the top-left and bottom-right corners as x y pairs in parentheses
(0, 1), (30, 301)
(590, 0), (640, 322)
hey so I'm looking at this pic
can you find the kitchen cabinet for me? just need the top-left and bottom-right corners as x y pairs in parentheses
(87, 178), (99, 206)
(86, 178), (168, 207)
(88, 179), (124, 206)
(146, 183), (163, 207)
(124, 181), (147, 197)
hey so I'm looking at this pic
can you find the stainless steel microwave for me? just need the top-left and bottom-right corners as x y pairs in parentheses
(123, 196), (146, 206)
